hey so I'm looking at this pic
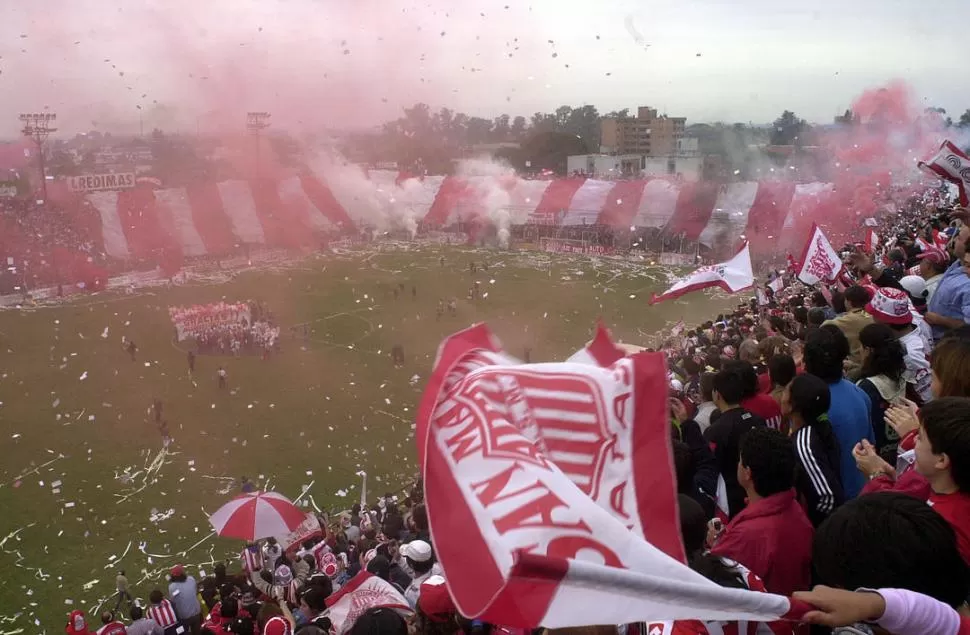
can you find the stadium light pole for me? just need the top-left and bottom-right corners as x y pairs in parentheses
(246, 112), (271, 178)
(19, 112), (57, 203)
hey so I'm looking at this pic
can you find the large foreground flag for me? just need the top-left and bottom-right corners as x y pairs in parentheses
(918, 140), (970, 206)
(649, 243), (754, 304)
(796, 224), (843, 286)
(416, 324), (807, 628)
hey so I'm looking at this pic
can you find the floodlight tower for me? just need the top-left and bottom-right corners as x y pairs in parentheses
(19, 112), (57, 202)
(246, 111), (271, 178)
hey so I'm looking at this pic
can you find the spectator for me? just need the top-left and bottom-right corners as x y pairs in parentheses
(822, 285), (873, 377)
(66, 611), (92, 635)
(294, 586), (330, 632)
(168, 565), (202, 635)
(784, 374), (844, 526)
(693, 372), (717, 433)
(917, 244), (949, 304)
(96, 612), (128, 635)
(127, 607), (163, 635)
(926, 228), (970, 342)
(710, 427), (814, 596)
(766, 354), (796, 416)
(807, 307), (827, 328)
(810, 291), (837, 321)
(804, 326), (874, 499)
(147, 590), (180, 635)
(347, 608), (406, 635)
(399, 540), (436, 608)
(915, 397), (970, 565)
(703, 364), (767, 517)
(929, 327), (970, 399)
(730, 360), (783, 431)
(669, 399), (718, 518)
(856, 323), (907, 451)
(262, 538), (282, 572)
(864, 287), (933, 404)
(813, 493), (969, 608)
(114, 570), (132, 614)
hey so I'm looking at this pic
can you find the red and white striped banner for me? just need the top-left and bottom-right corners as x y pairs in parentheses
(38, 169), (917, 265)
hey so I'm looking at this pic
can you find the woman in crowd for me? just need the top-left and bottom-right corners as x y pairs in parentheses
(784, 374), (845, 526)
(855, 323), (908, 453)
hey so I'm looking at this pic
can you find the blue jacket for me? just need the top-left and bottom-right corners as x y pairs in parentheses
(927, 261), (970, 341)
(827, 379), (874, 499)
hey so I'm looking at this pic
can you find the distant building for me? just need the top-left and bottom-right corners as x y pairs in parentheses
(600, 107), (687, 157)
(566, 153), (703, 180)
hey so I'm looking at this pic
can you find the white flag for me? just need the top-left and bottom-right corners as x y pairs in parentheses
(918, 140), (970, 206)
(865, 228), (879, 254)
(650, 243), (754, 304)
(768, 277), (785, 293)
(415, 325), (805, 628)
(796, 224), (843, 285)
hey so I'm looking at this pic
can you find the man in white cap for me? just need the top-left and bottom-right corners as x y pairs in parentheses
(399, 539), (435, 608)
(917, 245), (949, 304)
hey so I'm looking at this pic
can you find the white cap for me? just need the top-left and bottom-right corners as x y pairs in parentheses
(400, 539), (433, 563)
(900, 275), (927, 299)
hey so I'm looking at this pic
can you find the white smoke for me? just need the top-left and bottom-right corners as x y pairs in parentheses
(306, 151), (525, 244)
(455, 157), (516, 248)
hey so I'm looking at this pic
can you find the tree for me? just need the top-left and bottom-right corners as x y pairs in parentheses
(959, 109), (970, 129)
(564, 105), (600, 153)
(769, 110), (806, 146)
(510, 116), (527, 139)
(531, 112), (556, 134)
(925, 107), (952, 128)
(466, 117), (493, 145)
(519, 131), (588, 174)
(605, 108), (630, 119)
(492, 114), (510, 141)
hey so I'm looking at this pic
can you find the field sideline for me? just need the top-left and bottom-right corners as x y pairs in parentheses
(0, 245), (742, 633)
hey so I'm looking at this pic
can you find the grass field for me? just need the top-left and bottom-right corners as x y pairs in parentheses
(0, 244), (743, 633)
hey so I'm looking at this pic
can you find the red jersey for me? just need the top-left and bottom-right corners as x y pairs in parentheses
(741, 393), (783, 431)
(928, 491), (970, 565)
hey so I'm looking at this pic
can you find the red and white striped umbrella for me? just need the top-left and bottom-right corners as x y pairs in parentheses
(208, 492), (306, 541)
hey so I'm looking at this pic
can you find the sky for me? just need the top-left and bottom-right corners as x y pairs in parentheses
(0, 0), (968, 139)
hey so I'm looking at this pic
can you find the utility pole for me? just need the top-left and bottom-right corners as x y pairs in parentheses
(245, 112), (271, 178)
(19, 112), (57, 203)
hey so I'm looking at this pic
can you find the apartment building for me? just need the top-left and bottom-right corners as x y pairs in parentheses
(600, 106), (687, 157)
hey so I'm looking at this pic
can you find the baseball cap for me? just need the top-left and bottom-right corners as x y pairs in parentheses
(865, 287), (913, 325)
(400, 539), (433, 563)
(899, 275), (928, 299)
(170, 565), (185, 578)
(417, 576), (455, 622)
(917, 245), (948, 265)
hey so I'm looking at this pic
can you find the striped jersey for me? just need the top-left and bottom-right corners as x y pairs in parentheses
(147, 599), (178, 629)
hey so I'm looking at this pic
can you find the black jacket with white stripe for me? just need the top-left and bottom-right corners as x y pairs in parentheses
(793, 424), (845, 527)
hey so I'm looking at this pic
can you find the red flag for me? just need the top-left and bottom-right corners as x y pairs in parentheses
(415, 325), (807, 628)
(918, 140), (970, 206)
